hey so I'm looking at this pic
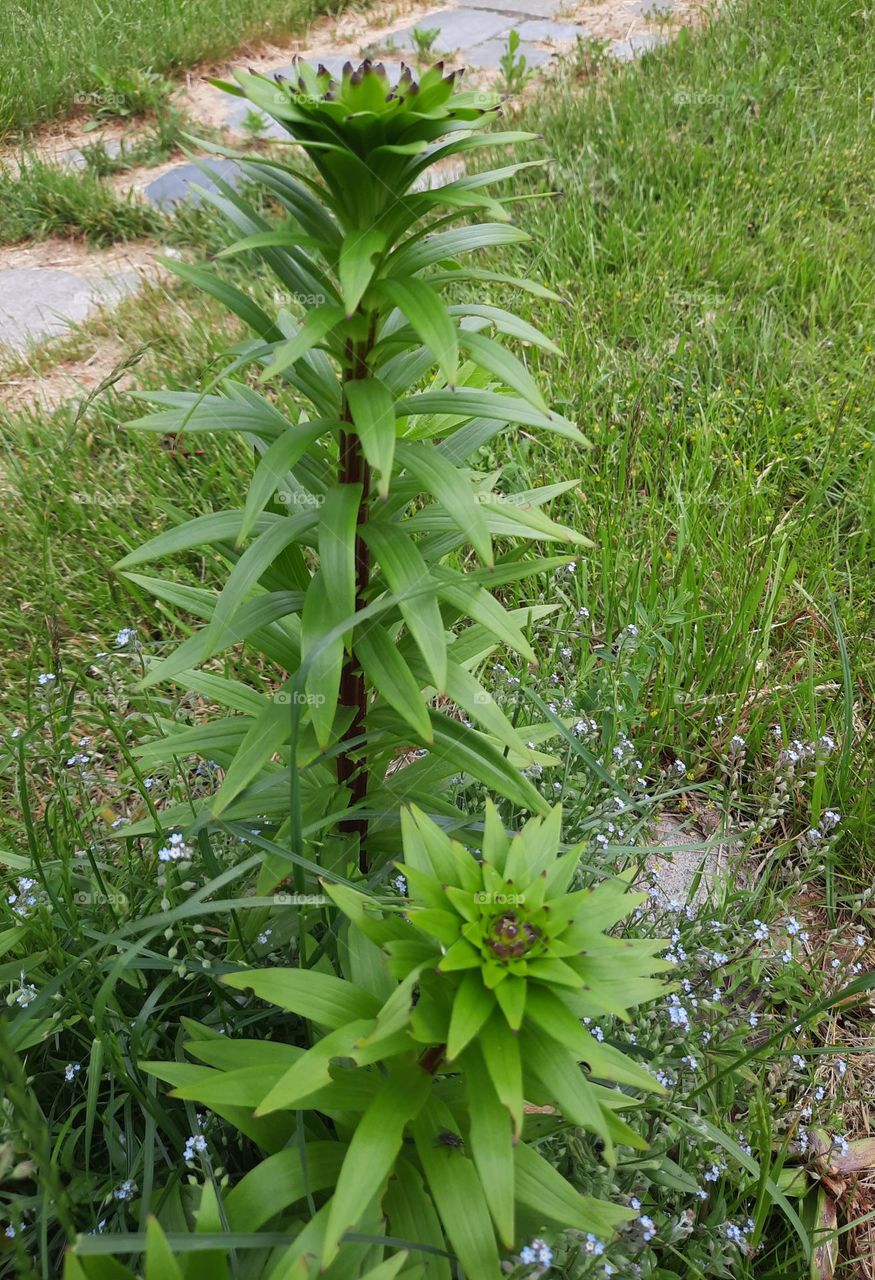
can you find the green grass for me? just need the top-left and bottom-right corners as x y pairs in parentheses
(0, 0), (350, 137)
(502, 0), (875, 866)
(0, 156), (164, 244)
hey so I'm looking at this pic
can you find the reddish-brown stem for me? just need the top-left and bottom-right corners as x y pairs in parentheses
(337, 332), (374, 872)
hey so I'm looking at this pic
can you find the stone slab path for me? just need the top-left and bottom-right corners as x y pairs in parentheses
(0, 0), (698, 368)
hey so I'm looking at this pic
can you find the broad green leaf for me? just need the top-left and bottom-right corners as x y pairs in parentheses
(448, 304), (560, 354)
(226, 1141), (346, 1231)
(381, 279), (458, 383)
(144, 1218), (184, 1280)
(301, 569), (344, 748)
(321, 1065), (432, 1266)
(345, 378), (397, 497)
(319, 484), (361, 626)
(413, 1099), (501, 1280)
(222, 968), (381, 1026)
(522, 1024), (611, 1153)
(360, 1255), (411, 1280)
(494, 975), (526, 1031)
(256, 1021), (371, 1114)
(210, 697), (289, 817)
(428, 714), (550, 816)
(480, 1011), (523, 1135)
(187, 1181), (230, 1280)
(207, 512), (315, 650)
(394, 442), (492, 566)
(388, 224), (528, 276)
(355, 623), (433, 742)
(445, 970), (493, 1062)
(363, 524), (446, 689)
(239, 420), (334, 542)
(525, 987), (660, 1091)
(260, 305), (346, 381)
(396, 389), (583, 442)
(124, 392), (288, 440)
(116, 511), (280, 569)
(513, 1142), (632, 1237)
(162, 258), (281, 341)
(457, 330), (546, 411)
(428, 266), (562, 301)
(385, 1159), (451, 1280)
(464, 1045), (514, 1246)
(339, 228), (386, 313)
(432, 572), (536, 662)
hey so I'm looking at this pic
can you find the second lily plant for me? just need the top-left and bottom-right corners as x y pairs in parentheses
(118, 58), (591, 876)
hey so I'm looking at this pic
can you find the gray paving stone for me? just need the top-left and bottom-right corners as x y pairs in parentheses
(624, 0), (675, 13)
(143, 158), (240, 209)
(0, 268), (141, 353)
(646, 814), (737, 909)
(457, 0), (570, 15)
(57, 138), (124, 170)
(224, 98), (290, 139)
(514, 17), (586, 41)
(387, 8), (515, 51)
(610, 31), (667, 61)
(461, 36), (555, 67)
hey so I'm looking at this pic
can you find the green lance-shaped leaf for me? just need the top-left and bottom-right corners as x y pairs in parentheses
(446, 969), (494, 1061)
(318, 482), (361, 632)
(225, 1142), (346, 1232)
(522, 1022), (613, 1158)
(259, 304), (347, 381)
(205, 511), (316, 652)
(321, 1064), (432, 1267)
(385, 1158), (452, 1280)
(463, 1044), (515, 1247)
(256, 1020), (372, 1115)
(362, 523), (447, 689)
(480, 1010), (524, 1136)
(188, 1181), (230, 1280)
(209, 695), (290, 817)
(345, 377), (397, 498)
(339, 228), (387, 314)
(238, 419), (336, 544)
(525, 985), (660, 1092)
(380, 278), (458, 383)
(222, 967), (381, 1027)
(144, 1217), (184, 1280)
(354, 622), (433, 742)
(301, 569), (344, 748)
(394, 441), (493, 566)
(513, 1142), (633, 1238)
(116, 510), (282, 569)
(457, 329), (547, 412)
(413, 1099), (502, 1280)
(162, 257), (281, 342)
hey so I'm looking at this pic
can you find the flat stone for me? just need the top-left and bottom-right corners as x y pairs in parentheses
(224, 98), (290, 139)
(610, 31), (668, 60)
(645, 814), (735, 909)
(0, 268), (141, 353)
(143, 158), (240, 209)
(514, 17), (585, 41)
(387, 8), (515, 52)
(57, 138), (124, 170)
(624, 0), (675, 13)
(455, 0), (570, 15)
(462, 36), (555, 67)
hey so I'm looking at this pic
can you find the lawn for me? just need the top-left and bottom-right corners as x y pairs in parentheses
(0, 0), (873, 1274)
(0, 0), (347, 137)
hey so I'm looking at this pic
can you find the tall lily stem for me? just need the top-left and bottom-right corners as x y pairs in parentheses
(338, 330), (374, 871)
